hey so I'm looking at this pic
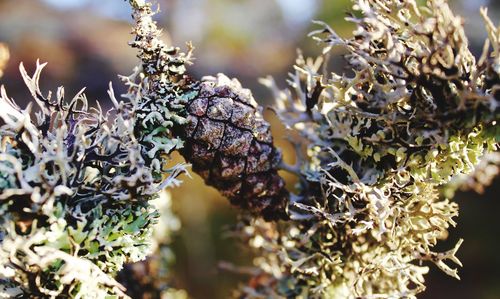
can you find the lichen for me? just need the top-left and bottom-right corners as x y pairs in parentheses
(1, 0), (498, 297)
(0, 1), (192, 296)
(236, 0), (499, 297)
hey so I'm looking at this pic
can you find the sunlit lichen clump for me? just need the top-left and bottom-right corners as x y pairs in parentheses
(0, 62), (155, 297)
(0, 1), (192, 296)
(237, 0), (499, 298)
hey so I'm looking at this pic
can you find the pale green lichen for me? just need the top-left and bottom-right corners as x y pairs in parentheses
(443, 151), (500, 198)
(237, 0), (499, 298)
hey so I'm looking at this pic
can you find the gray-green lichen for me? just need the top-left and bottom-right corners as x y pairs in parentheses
(235, 0), (499, 298)
(0, 61), (154, 297)
(0, 1), (192, 297)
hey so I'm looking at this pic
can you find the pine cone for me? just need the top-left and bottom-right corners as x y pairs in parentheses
(179, 74), (289, 220)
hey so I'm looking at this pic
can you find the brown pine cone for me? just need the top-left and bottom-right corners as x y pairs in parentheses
(179, 74), (289, 220)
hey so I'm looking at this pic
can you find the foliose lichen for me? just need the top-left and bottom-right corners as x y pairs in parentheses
(234, 0), (499, 297)
(0, 0), (193, 296)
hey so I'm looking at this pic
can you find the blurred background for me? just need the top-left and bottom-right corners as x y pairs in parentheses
(0, 0), (499, 298)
